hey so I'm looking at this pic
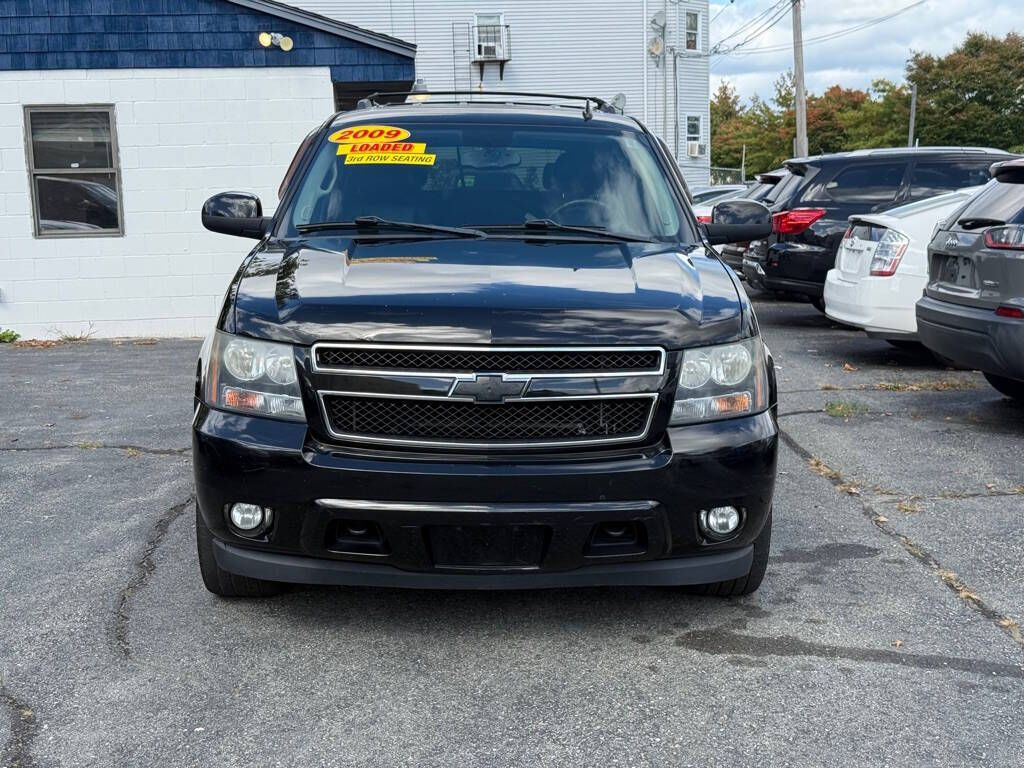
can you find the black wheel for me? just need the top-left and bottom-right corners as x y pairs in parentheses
(984, 372), (1024, 400)
(811, 297), (827, 313)
(685, 508), (772, 597)
(196, 506), (287, 597)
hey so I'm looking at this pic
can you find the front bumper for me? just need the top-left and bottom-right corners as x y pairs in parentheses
(916, 295), (1024, 380)
(193, 406), (778, 588)
(823, 269), (923, 336)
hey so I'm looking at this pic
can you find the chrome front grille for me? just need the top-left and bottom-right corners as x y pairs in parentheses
(312, 344), (666, 449)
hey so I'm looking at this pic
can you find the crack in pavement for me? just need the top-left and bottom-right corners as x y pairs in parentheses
(112, 495), (194, 660)
(1, 681), (38, 768)
(0, 443), (189, 456)
(778, 429), (1024, 653)
(674, 629), (1024, 678)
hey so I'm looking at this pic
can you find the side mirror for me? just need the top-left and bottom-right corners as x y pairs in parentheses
(201, 192), (269, 239)
(702, 200), (773, 246)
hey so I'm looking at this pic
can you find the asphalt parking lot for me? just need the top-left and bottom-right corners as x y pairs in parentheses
(2, 296), (1023, 768)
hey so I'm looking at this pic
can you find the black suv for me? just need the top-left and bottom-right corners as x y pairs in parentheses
(917, 158), (1024, 400)
(192, 93), (777, 597)
(742, 147), (1013, 309)
(718, 167), (789, 271)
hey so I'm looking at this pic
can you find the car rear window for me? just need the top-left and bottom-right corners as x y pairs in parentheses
(805, 162), (907, 204)
(951, 178), (1024, 229)
(764, 172), (800, 205)
(282, 120), (687, 242)
(908, 160), (993, 200)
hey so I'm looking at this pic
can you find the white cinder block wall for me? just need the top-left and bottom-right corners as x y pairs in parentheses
(0, 67), (334, 339)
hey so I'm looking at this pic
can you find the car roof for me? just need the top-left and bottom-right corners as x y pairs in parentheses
(786, 146), (1014, 169)
(330, 102), (645, 131)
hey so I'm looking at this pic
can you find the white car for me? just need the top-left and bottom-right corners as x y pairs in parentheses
(823, 187), (983, 343)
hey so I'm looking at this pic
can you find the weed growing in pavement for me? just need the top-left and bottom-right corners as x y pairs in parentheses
(0, 328), (19, 343)
(876, 379), (978, 392)
(824, 400), (868, 418)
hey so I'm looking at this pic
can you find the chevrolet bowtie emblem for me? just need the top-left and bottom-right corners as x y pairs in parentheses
(453, 374), (526, 403)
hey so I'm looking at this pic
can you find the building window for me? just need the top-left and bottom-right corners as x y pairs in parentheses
(685, 12), (699, 51)
(474, 13), (509, 61)
(687, 116), (701, 143)
(24, 105), (123, 238)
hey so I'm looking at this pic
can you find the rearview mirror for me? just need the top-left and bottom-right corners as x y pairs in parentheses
(202, 192), (270, 239)
(702, 200), (773, 246)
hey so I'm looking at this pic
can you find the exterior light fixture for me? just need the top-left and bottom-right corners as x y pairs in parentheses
(409, 77), (430, 103)
(258, 32), (294, 51)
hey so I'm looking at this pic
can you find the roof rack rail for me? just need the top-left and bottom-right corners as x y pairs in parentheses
(355, 90), (619, 120)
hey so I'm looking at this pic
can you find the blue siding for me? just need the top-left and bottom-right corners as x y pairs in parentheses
(0, 0), (413, 82)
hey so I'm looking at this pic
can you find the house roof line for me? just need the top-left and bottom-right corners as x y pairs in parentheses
(223, 0), (416, 58)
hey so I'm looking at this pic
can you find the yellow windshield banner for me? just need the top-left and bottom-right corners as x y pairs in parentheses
(329, 124), (433, 164)
(335, 141), (427, 156)
(329, 125), (411, 144)
(344, 152), (436, 166)
(329, 124), (434, 165)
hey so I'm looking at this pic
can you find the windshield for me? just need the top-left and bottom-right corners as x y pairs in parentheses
(281, 120), (687, 242)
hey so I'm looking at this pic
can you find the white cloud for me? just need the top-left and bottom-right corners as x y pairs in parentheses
(709, 0), (1022, 103)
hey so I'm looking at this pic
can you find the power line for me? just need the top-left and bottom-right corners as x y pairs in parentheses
(712, 0), (792, 57)
(711, 0), (788, 52)
(723, 0), (927, 56)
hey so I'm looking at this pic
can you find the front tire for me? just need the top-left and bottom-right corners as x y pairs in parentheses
(196, 506), (287, 597)
(984, 372), (1024, 400)
(686, 508), (772, 597)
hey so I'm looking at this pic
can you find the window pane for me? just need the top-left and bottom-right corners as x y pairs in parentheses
(819, 162), (906, 203)
(686, 12), (698, 31)
(35, 173), (119, 232)
(686, 31), (697, 49)
(687, 116), (699, 140)
(30, 111), (113, 170)
(909, 161), (993, 199)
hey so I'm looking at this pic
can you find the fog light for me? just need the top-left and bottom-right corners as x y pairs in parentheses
(229, 502), (268, 531)
(701, 506), (741, 537)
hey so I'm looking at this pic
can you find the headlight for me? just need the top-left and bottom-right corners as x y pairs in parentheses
(201, 331), (305, 421)
(670, 337), (769, 425)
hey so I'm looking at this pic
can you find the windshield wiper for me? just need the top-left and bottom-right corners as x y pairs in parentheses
(957, 216), (1005, 230)
(479, 219), (652, 243)
(297, 216), (486, 239)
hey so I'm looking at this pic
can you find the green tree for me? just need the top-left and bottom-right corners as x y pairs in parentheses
(708, 32), (1024, 176)
(909, 32), (1024, 149)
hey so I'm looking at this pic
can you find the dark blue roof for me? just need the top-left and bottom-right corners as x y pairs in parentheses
(0, 0), (414, 83)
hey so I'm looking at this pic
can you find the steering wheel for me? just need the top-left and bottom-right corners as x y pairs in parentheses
(550, 198), (612, 222)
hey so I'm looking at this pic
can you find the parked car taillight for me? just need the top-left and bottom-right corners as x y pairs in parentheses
(984, 225), (1024, 250)
(868, 230), (910, 277)
(996, 305), (1024, 318)
(771, 208), (826, 235)
(697, 214), (711, 224)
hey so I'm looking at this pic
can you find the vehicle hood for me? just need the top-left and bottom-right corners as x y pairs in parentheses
(230, 237), (744, 348)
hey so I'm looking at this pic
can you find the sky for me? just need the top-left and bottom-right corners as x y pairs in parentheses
(709, 0), (1021, 104)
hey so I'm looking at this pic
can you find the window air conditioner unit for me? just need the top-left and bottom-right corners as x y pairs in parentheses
(687, 141), (700, 158)
(479, 42), (503, 60)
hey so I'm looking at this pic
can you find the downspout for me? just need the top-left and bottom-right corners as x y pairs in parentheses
(662, 0), (668, 140)
(673, 0), (680, 158)
(642, 0), (648, 124)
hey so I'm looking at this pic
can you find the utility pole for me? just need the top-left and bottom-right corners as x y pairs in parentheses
(791, 0), (808, 157)
(907, 82), (917, 147)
